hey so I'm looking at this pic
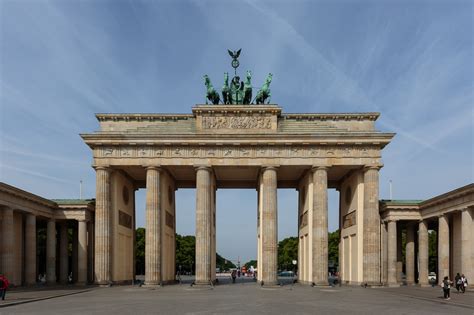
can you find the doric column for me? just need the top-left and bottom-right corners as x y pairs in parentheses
(261, 166), (278, 286)
(77, 220), (88, 285)
(312, 166), (328, 286)
(405, 223), (415, 285)
(88, 221), (95, 283)
(418, 220), (429, 286)
(195, 166), (212, 285)
(95, 166), (111, 285)
(396, 225), (403, 283)
(46, 219), (57, 284)
(460, 208), (472, 280)
(25, 214), (37, 286)
(363, 165), (381, 285)
(1, 208), (14, 281)
(438, 214), (449, 285)
(72, 221), (78, 283)
(387, 220), (397, 286)
(145, 166), (162, 286)
(59, 222), (69, 284)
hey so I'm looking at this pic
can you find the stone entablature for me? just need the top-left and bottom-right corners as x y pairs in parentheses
(82, 105), (393, 170)
(0, 182), (94, 220)
(380, 183), (474, 221)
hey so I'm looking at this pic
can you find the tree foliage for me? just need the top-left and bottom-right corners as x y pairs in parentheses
(135, 228), (145, 275)
(244, 260), (257, 270)
(277, 237), (298, 271)
(175, 234), (196, 273)
(328, 230), (339, 267)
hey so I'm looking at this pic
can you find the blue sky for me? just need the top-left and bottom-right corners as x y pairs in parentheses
(1, 0), (472, 263)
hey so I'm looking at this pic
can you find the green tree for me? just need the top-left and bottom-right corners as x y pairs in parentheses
(175, 234), (196, 274)
(328, 230), (339, 268)
(135, 227), (145, 275)
(216, 253), (236, 271)
(428, 230), (437, 273)
(244, 260), (257, 270)
(277, 237), (298, 271)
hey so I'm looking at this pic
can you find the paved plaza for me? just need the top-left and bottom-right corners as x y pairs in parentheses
(1, 277), (473, 314)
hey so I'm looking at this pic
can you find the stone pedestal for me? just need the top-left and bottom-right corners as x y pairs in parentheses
(363, 166), (381, 285)
(95, 167), (111, 285)
(77, 220), (88, 285)
(25, 214), (37, 286)
(195, 166), (212, 285)
(405, 224), (415, 285)
(312, 166), (328, 286)
(46, 219), (57, 284)
(438, 215), (449, 284)
(145, 166), (162, 286)
(387, 220), (398, 286)
(418, 220), (429, 286)
(261, 167), (278, 286)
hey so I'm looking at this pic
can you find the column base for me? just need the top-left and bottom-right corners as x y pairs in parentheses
(259, 280), (280, 287)
(75, 282), (88, 286)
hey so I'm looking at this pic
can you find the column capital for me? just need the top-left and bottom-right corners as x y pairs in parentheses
(195, 165), (212, 172)
(94, 166), (112, 174)
(311, 165), (331, 172)
(261, 165), (279, 171)
(363, 163), (383, 172)
(145, 165), (162, 171)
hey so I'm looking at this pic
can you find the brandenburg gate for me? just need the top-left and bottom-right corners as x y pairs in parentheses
(81, 104), (394, 286)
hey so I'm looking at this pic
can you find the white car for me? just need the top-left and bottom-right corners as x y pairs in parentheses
(428, 272), (436, 283)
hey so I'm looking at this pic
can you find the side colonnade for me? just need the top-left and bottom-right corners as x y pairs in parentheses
(0, 183), (94, 287)
(381, 184), (474, 287)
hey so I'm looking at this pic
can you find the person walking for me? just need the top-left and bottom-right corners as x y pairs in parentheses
(460, 274), (468, 293)
(231, 270), (237, 284)
(0, 274), (10, 301)
(454, 273), (461, 292)
(442, 276), (453, 300)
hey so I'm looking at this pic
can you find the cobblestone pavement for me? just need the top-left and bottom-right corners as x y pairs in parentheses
(1, 277), (472, 315)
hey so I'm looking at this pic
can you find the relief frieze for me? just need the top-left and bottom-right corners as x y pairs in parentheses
(202, 116), (272, 129)
(95, 145), (379, 159)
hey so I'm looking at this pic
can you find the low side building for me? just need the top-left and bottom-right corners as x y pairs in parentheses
(0, 182), (94, 286)
(380, 183), (473, 286)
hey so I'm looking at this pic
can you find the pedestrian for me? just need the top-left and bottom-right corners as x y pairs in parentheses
(231, 269), (237, 283)
(460, 274), (468, 293)
(441, 276), (452, 300)
(454, 273), (461, 292)
(0, 273), (10, 301)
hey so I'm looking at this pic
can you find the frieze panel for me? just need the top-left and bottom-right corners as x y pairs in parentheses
(95, 145), (379, 159)
(202, 116), (272, 129)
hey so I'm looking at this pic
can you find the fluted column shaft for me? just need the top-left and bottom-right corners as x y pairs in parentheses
(438, 215), (449, 284)
(77, 220), (88, 285)
(261, 167), (278, 286)
(145, 166), (162, 285)
(25, 214), (37, 286)
(363, 166), (381, 285)
(195, 166), (212, 285)
(406, 223), (415, 284)
(88, 221), (95, 283)
(59, 222), (69, 284)
(47, 219), (57, 284)
(418, 220), (429, 286)
(95, 167), (111, 285)
(312, 166), (328, 285)
(1, 208), (14, 280)
(460, 209), (472, 280)
(387, 220), (397, 285)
